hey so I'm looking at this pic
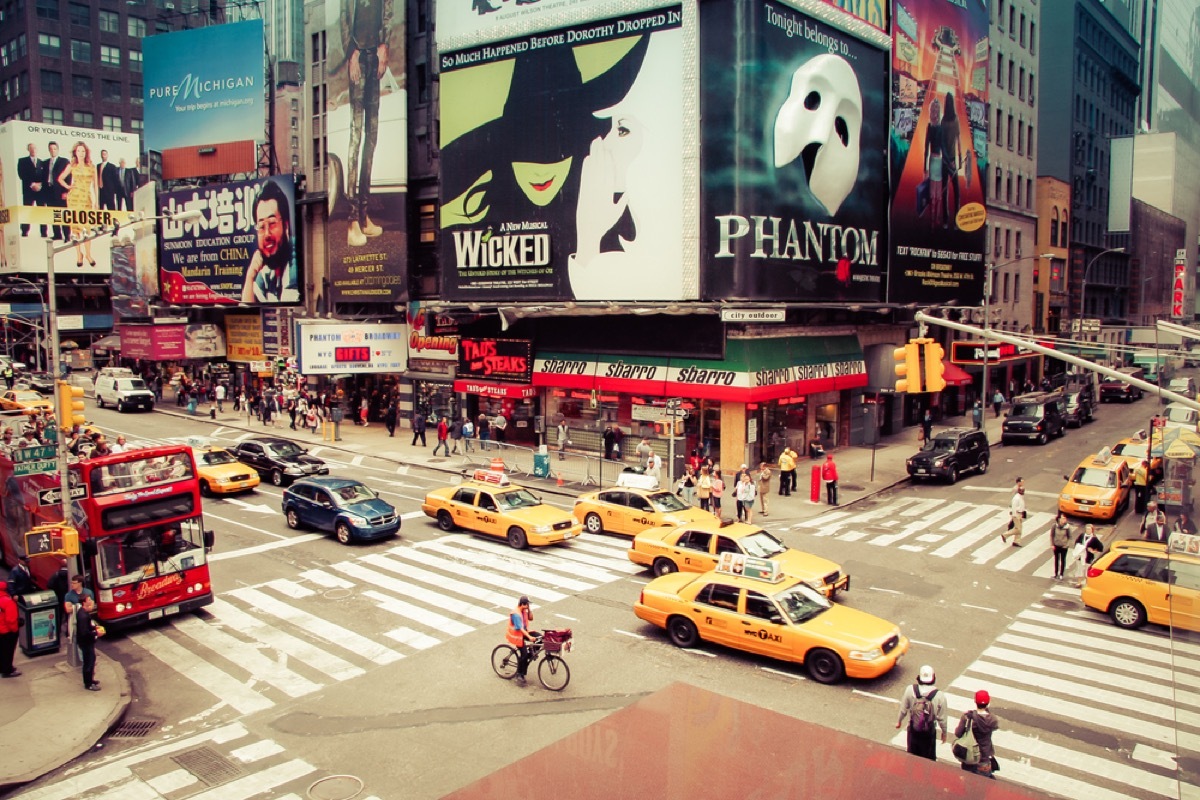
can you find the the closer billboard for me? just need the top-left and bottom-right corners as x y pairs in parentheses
(701, 0), (889, 301)
(158, 176), (300, 306)
(297, 323), (407, 375)
(888, 0), (989, 304)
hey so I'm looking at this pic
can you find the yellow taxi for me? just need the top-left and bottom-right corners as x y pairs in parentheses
(1110, 436), (1163, 482)
(573, 484), (713, 537)
(195, 445), (261, 496)
(627, 520), (850, 598)
(1082, 539), (1200, 632)
(633, 555), (907, 683)
(422, 469), (582, 549)
(1058, 447), (1132, 520)
(0, 389), (54, 416)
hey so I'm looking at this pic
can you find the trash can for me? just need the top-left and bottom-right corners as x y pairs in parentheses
(533, 453), (551, 478)
(18, 590), (60, 657)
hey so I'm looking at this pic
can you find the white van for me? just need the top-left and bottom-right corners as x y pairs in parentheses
(94, 374), (155, 412)
(1162, 402), (1199, 431)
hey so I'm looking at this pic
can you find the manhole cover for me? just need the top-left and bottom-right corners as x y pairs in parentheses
(110, 718), (157, 739)
(308, 775), (364, 800)
(1040, 597), (1082, 610)
(323, 588), (352, 601)
(171, 745), (243, 786)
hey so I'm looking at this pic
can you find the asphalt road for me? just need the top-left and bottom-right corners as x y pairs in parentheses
(7, 393), (1199, 800)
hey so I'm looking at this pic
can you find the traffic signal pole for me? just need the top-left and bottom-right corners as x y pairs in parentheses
(914, 311), (1200, 411)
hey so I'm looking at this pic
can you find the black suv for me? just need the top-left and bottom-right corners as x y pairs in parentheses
(1002, 391), (1066, 445)
(231, 437), (330, 486)
(906, 427), (990, 483)
(1062, 383), (1096, 427)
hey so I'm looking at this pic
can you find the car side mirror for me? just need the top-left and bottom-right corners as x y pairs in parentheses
(1063, 475), (1070, 481)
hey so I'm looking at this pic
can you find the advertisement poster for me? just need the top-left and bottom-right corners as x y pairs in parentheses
(158, 176), (300, 306)
(458, 338), (533, 383)
(111, 183), (161, 320)
(119, 324), (186, 361)
(224, 313), (265, 363)
(407, 306), (459, 377)
(700, 0), (889, 301)
(888, 0), (989, 304)
(0, 120), (142, 277)
(296, 323), (408, 374)
(440, 7), (683, 301)
(821, 0), (888, 31)
(323, 0), (407, 305)
(142, 20), (265, 153)
(436, 0), (676, 47)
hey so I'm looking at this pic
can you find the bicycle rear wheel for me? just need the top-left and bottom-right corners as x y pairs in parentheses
(491, 644), (519, 679)
(538, 653), (571, 691)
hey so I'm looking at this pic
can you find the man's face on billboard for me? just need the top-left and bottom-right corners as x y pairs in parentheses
(48, 143), (58, 157)
(255, 199), (285, 258)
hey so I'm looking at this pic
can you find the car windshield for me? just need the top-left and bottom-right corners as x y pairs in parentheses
(333, 483), (376, 505)
(922, 438), (957, 454)
(117, 379), (148, 390)
(1113, 442), (1149, 460)
(647, 491), (689, 512)
(1070, 466), (1117, 488)
(12, 391), (41, 402)
(739, 530), (787, 558)
(267, 442), (306, 458)
(1166, 407), (1197, 424)
(201, 450), (237, 466)
(496, 488), (541, 510)
(1011, 403), (1043, 417)
(773, 583), (831, 624)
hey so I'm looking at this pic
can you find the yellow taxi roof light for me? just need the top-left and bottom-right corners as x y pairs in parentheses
(1095, 446), (1113, 465)
(716, 553), (786, 583)
(471, 469), (511, 486)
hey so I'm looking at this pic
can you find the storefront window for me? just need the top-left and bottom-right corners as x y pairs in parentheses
(413, 380), (456, 422)
(763, 398), (807, 463)
(815, 403), (839, 449)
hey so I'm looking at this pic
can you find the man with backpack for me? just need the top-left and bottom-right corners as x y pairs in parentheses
(895, 664), (947, 760)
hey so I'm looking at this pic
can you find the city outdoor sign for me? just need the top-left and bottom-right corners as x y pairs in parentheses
(950, 341), (1034, 365)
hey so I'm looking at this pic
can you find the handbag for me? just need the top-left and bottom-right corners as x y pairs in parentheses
(952, 713), (980, 765)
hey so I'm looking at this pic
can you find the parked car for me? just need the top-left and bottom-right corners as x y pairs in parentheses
(1082, 540), (1200, 632)
(94, 374), (155, 412)
(1100, 367), (1145, 403)
(15, 371), (56, 395)
(0, 389), (53, 415)
(283, 477), (400, 544)
(1166, 377), (1198, 401)
(1162, 402), (1199, 431)
(231, 437), (330, 486)
(1002, 391), (1066, 445)
(905, 427), (990, 483)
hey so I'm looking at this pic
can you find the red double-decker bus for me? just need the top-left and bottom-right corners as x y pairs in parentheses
(0, 444), (214, 629)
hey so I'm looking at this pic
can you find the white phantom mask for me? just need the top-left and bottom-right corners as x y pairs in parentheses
(773, 54), (863, 216)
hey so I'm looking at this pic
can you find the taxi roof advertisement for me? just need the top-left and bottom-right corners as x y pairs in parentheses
(700, 0), (889, 301)
(887, 0), (990, 304)
(297, 322), (408, 375)
(157, 176), (300, 306)
(438, 8), (684, 302)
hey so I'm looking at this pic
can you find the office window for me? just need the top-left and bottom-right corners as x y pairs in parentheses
(1002, 272), (1010, 302)
(1018, 67), (1025, 100)
(99, 9), (118, 32)
(1026, 180), (1033, 209)
(1030, 22), (1036, 54)
(1005, 172), (1012, 203)
(130, 118), (142, 133)
(35, 0), (56, 20)
(290, 135), (298, 149)
(1008, 6), (1015, 37)
(1017, 123), (1024, 155)
(102, 114), (121, 131)
(100, 44), (119, 66)
(1006, 114), (1013, 149)
(1016, 176), (1023, 205)
(38, 33), (60, 57)
(419, 201), (436, 244)
(996, 53), (1003, 87)
(1004, 229), (1011, 258)
(416, 62), (428, 104)
(155, 20), (169, 34)
(1007, 61), (1014, 92)
(1028, 71), (1035, 105)
(72, 110), (93, 127)
(1060, 212), (1068, 244)
(127, 16), (146, 37)
(993, 167), (1002, 200)
(130, 82), (142, 104)
(1019, 12), (1026, 47)
(1050, 208), (1059, 246)
(995, 108), (1002, 144)
(71, 74), (91, 97)
(101, 79), (121, 101)
(40, 69), (62, 93)
(16, 33), (26, 59)
(67, 1), (86, 25)
(70, 39), (90, 62)
(43, 107), (64, 125)
(1015, 231), (1023, 257)
(128, 49), (141, 71)
(290, 115), (298, 130)
(1014, 273), (1021, 301)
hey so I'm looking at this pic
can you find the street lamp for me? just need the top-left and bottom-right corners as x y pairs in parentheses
(980, 254), (1056, 411)
(1077, 246), (1126, 341)
(1, 275), (48, 373)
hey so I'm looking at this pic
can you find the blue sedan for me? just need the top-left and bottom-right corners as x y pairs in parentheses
(282, 477), (400, 544)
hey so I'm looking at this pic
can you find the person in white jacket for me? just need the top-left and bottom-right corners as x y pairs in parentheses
(735, 472), (757, 525)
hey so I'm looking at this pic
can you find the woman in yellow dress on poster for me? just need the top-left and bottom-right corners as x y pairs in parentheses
(57, 141), (97, 267)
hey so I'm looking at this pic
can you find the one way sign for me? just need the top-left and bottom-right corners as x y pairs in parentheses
(37, 485), (88, 506)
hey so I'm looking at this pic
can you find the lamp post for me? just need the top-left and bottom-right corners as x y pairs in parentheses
(1077, 246), (1126, 341)
(1, 276), (48, 373)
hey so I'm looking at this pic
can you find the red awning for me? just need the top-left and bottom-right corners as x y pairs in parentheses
(942, 360), (973, 387)
(453, 380), (538, 399)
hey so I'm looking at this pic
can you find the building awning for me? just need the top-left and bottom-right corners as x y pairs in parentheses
(942, 360), (973, 387)
(453, 380), (538, 399)
(532, 336), (867, 403)
(91, 334), (121, 350)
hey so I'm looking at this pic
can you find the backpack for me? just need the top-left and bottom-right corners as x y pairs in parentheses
(462, 420), (475, 437)
(952, 712), (981, 765)
(910, 685), (937, 733)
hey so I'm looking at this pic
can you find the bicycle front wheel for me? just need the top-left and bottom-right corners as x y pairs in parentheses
(491, 644), (519, 679)
(538, 653), (571, 691)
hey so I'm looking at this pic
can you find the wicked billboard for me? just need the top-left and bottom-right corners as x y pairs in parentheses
(888, 0), (989, 304)
(701, 0), (889, 302)
(439, 7), (684, 302)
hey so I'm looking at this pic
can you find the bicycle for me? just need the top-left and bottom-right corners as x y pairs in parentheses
(491, 629), (573, 691)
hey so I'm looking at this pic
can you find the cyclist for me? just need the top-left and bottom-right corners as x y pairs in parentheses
(506, 595), (537, 685)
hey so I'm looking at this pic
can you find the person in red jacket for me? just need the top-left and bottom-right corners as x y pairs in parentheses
(821, 453), (840, 505)
(433, 416), (451, 457)
(0, 586), (20, 678)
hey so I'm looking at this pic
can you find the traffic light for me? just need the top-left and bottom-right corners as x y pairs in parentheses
(893, 341), (923, 393)
(923, 340), (947, 393)
(57, 380), (86, 429)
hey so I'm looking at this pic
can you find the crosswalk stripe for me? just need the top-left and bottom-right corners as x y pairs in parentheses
(359, 552), (514, 606)
(1018, 608), (1200, 660)
(420, 539), (596, 592)
(131, 629), (275, 715)
(384, 626), (441, 649)
(333, 561), (504, 625)
(971, 512), (1053, 564)
(448, 537), (621, 584)
(207, 600), (365, 682)
(929, 507), (1007, 556)
(388, 547), (567, 603)
(172, 615), (324, 698)
(230, 740), (287, 763)
(865, 500), (972, 547)
(265, 578), (315, 598)
(87, 780), (161, 800)
(145, 769), (200, 795)
(228, 587), (404, 665)
(940, 503), (1001, 533)
(354, 586), (473, 636)
(298, 569), (355, 589)
(528, 541), (643, 574)
(996, 631), (1200, 690)
(185, 759), (317, 800)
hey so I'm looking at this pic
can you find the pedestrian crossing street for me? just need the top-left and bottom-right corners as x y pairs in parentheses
(889, 585), (1200, 800)
(790, 496), (1065, 576)
(14, 721), (383, 800)
(124, 533), (639, 716)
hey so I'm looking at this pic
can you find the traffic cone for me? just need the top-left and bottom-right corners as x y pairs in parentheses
(490, 456), (506, 472)
(556, 472), (564, 487)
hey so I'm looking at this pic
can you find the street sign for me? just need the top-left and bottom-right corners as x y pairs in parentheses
(13, 445), (56, 463)
(37, 485), (87, 505)
(720, 308), (786, 323)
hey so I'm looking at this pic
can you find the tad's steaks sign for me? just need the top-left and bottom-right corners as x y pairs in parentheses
(458, 338), (533, 383)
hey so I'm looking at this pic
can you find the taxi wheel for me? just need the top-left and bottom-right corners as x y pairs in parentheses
(652, 558), (678, 577)
(1110, 598), (1146, 629)
(667, 616), (699, 648)
(199, 480), (212, 497)
(584, 513), (604, 535)
(336, 522), (353, 545)
(437, 510), (456, 532)
(507, 527), (528, 550)
(805, 648), (845, 684)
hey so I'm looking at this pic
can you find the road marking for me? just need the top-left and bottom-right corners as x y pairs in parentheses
(612, 629), (646, 639)
(222, 497), (277, 515)
(334, 560), (503, 625)
(230, 739), (286, 763)
(867, 586), (903, 595)
(852, 689), (896, 702)
(1131, 743), (1179, 769)
(359, 553), (513, 608)
(960, 603), (998, 613)
(185, 759), (317, 800)
(761, 666), (804, 680)
(209, 533), (325, 562)
(360, 588), (475, 636)
(420, 539), (596, 592)
(207, 599), (365, 682)
(400, 510), (426, 520)
(298, 569), (354, 589)
(351, 454), (365, 466)
(907, 639), (944, 649)
(386, 546), (567, 603)
(172, 614), (324, 698)
(265, 578), (314, 598)
(554, 613), (577, 621)
(384, 626), (441, 649)
(131, 629), (275, 715)
(682, 648), (716, 657)
(960, 486), (1061, 499)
